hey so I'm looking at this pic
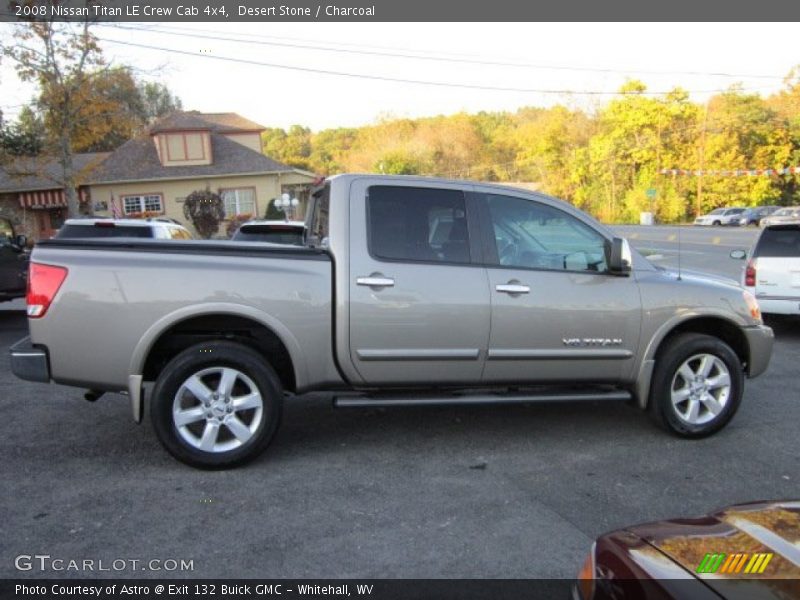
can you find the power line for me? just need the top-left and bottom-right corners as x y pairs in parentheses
(97, 37), (776, 97)
(103, 23), (788, 81)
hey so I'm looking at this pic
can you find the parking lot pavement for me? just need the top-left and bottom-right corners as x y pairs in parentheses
(2, 229), (799, 581)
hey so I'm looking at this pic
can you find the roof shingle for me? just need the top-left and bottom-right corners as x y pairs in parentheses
(0, 153), (110, 193)
(89, 133), (293, 184)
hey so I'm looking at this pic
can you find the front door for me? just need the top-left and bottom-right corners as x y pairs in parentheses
(476, 191), (642, 384)
(348, 181), (490, 386)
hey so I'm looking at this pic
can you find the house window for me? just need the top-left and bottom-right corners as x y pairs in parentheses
(164, 133), (206, 161)
(123, 194), (163, 215)
(221, 188), (256, 218)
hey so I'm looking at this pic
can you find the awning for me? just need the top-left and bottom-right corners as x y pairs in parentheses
(18, 188), (89, 209)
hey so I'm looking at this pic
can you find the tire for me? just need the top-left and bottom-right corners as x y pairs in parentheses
(712, 220), (722, 226)
(648, 333), (743, 438)
(150, 341), (283, 468)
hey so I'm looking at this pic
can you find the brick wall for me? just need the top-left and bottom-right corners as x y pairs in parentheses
(0, 192), (38, 242)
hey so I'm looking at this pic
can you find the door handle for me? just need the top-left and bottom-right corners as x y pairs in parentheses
(357, 276), (395, 288)
(495, 283), (530, 294)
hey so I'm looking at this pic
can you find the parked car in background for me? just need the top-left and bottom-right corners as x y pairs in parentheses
(759, 207), (800, 228)
(731, 223), (800, 315)
(231, 220), (306, 245)
(54, 218), (194, 240)
(694, 207), (746, 226)
(0, 217), (28, 302)
(734, 205), (779, 227)
(574, 499), (800, 600)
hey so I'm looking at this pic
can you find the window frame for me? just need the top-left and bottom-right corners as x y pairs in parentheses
(364, 184), (484, 267)
(121, 193), (164, 216)
(220, 187), (257, 219)
(473, 191), (614, 276)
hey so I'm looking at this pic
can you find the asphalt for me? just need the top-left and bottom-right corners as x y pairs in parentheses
(1, 226), (798, 580)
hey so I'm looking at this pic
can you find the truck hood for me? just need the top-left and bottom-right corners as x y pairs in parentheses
(625, 501), (800, 597)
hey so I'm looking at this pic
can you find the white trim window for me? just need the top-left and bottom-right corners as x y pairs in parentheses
(123, 194), (163, 215)
(222, 188), (256, 217)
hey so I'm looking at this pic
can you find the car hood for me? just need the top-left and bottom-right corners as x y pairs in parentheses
(626, 501), (800, 597)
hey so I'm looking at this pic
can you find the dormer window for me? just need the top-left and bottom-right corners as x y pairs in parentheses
(165, 133), (206, 161)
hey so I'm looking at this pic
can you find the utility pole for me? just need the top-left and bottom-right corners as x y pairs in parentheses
(696, 102), (709, 217)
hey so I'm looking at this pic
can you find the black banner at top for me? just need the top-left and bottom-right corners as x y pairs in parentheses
(3, 0), (800, 22)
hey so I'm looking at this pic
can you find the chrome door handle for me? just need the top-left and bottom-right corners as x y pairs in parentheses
(495, 283), (530, 294)
(357, 276), (395, 288)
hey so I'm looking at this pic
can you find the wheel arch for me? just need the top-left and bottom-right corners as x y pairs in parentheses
(130, 303), (307, 394)
(634, 313), (749, 409)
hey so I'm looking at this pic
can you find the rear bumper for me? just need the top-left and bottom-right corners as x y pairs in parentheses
(743, 325), (774, 378)
(10, 336), (50, 383)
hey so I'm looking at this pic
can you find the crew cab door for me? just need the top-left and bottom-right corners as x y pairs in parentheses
(475, 190), (642, 384)
(347, 180), (490, 385)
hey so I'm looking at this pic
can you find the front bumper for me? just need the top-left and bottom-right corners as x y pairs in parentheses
(10, 336), (50, 383)
(743, 325), (774, 378)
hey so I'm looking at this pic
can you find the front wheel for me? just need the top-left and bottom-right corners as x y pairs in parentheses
(150, 341), (283, 468)
(649, 333), (743, 438)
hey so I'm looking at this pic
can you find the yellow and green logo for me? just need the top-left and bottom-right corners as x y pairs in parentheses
(696, 552), (773, 575)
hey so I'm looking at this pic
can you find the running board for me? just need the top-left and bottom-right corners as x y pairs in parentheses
(334, 389), (631, 408)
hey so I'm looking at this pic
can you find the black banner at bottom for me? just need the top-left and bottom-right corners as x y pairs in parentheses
(3, 579), (799, 600)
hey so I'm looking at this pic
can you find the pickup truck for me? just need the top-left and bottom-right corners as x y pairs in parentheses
(10, 175), (774, 468)
(0, 217), (28, 302)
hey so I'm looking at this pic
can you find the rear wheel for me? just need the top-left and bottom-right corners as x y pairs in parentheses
(649, 333), (743, 438)
(150, 341), (283, 468)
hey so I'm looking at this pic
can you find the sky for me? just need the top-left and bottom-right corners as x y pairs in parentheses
(1, 22), (798, 131)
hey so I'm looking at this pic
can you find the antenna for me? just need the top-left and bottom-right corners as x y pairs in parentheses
(677, 223), (683, 281)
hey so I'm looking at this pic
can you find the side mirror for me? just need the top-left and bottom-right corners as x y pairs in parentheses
(14, 234), (27, 249)
(608, 237), (632, 275)
(730, 249), (747, 260)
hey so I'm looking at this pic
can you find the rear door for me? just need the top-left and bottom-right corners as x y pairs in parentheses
(475, 190), (642, 384)
(347, 179), (490, 385)
(753, 225), (800, 308)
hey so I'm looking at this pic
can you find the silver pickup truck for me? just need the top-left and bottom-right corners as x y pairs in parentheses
(11, 175), (774, 468)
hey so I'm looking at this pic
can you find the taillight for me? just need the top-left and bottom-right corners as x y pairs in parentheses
(27, 262), (68, 318)
(744, 259), (757, 287)
(577, 544), (596, 599)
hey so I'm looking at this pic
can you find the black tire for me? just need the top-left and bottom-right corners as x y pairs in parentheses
(150, 341), (283, 468)
(648, 333), (743, 438)
(712, 220), (722, 226)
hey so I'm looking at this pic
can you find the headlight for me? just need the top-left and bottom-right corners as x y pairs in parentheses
(743, 290), (762, 323)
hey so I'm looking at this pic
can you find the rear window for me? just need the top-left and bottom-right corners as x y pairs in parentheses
(55, 224), (153, 238)
(234, 227), (304, 245)
(755, 227), (800, 257)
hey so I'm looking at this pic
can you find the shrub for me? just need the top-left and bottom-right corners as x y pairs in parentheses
(226, 213), (252, 238)
(183, 187), (225, 239)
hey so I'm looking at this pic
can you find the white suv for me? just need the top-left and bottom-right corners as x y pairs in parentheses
(732, 224), (800, 315)
(55, 218), (193, 240)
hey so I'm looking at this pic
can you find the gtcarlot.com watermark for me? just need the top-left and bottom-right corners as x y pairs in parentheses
(14, 554), (194, 573)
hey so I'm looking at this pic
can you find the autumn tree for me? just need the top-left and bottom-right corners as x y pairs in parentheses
(2, 17), (104, 217)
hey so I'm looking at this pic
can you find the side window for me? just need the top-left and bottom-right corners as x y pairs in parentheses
(307, 185), (330, 247)
(368, 186), (470, 264)
(0, 219), (13, 246)
(485, 194), (608, 273)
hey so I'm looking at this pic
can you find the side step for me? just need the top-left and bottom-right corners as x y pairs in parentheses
(334, 389), (631, 408)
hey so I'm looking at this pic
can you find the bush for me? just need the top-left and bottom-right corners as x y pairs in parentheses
(183, 187), (224, 239)
(226, 213), (252, 238)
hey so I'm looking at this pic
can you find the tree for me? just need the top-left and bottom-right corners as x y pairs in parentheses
(2, 17), (104, 217)
(183, 188), (225, 239)
(137, 80), (183, 124)
(0, 106), (45, 156)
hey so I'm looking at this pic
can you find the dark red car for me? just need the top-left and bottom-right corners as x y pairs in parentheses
(575, 500), (800, 600)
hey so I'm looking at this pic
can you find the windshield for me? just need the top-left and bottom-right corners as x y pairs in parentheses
(709, 208), (726, 215)
(55, 224), (153, 238)
(773, 208), (792, 217)
(233, 226), (305, 245)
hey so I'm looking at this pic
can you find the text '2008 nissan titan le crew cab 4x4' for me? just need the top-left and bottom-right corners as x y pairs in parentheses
(10, 175), (774, 468)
